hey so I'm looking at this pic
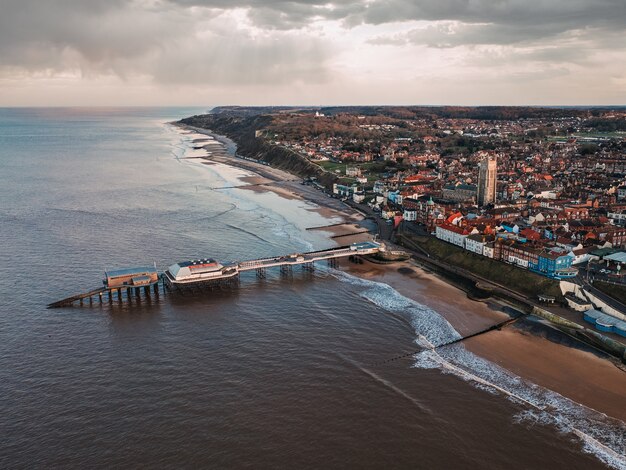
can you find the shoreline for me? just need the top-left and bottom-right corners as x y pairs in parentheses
(173, 122), (626, 424)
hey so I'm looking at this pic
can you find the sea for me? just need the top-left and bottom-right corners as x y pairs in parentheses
(0, 107), (624, 469)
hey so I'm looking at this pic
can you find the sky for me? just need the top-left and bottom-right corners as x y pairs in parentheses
(1, 0), (625, 106)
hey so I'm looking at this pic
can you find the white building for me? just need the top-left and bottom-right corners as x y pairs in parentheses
(464, 234), (487, 255)
(436, 223), (469, 247)
(483, 242), (495, 259)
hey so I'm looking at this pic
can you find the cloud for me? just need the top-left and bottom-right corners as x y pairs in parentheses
(0, 0), (332, 86)
(0, 0), (624, 105)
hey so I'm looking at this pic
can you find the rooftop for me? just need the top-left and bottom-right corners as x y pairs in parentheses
(105, 266), (157, 278)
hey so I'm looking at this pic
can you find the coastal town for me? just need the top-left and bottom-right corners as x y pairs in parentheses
(253, 108), (626, 275)
(182, 106), (626, 342)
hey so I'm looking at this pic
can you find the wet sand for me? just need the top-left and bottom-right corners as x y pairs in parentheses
(467, 328), (626, 422)
(176, 123), (367, 224)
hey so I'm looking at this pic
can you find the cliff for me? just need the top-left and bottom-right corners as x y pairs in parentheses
(178, 113), (337, 188)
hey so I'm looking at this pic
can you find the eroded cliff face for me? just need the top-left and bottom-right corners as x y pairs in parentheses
(179, 113), (337, 188)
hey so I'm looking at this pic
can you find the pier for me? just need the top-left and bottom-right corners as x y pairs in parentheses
(48, 242), (382, 308)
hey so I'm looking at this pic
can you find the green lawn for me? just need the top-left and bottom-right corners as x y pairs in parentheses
(317, 161), (348, 173)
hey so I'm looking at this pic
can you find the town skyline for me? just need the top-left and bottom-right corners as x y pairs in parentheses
(1, 0), (625, 106)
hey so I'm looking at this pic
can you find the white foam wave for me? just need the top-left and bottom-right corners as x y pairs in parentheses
(331, 270), (461, 348)
(333, 269), (626, 469)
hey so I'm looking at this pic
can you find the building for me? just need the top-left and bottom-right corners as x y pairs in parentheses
(496, 241), (538, 269)
(104, 266), (159, 289)
(477, 154), (497, 206)
(333, 183), (356, 197)
(442, 182), (477, 202)
(346, 166), (361, 177)
(533, 251), (578, 279)
(436, 223), (471, 247)
(403, 210), (417, 221)
(464, 234), (487, 255)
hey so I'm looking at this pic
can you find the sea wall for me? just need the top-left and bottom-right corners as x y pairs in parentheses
(561, 280), (626, 321)
(532, 306), (626, 363)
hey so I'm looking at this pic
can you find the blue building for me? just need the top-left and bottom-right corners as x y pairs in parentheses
(531, 251), (577, 279)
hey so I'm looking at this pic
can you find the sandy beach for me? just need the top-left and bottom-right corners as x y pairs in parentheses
(176, 123), (626, 424)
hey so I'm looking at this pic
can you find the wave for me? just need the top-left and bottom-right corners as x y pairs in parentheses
(331, 271), (461, 348)
(332, 270), (626, 470)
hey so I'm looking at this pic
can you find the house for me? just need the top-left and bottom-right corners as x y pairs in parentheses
(465, 233), (493, 256)
(519, 228), (541, 241)
(570, 246), (599, 265)
(353, 191), (366, 203)
(436, 223), (471, 247)
(533, 251), (578, 279)
(483, 241), (495, 258)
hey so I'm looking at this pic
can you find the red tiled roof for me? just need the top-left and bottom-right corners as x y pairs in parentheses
(438, 222), (470, 235)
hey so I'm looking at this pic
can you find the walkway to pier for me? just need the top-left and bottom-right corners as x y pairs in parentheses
(238, 242), (379, 272)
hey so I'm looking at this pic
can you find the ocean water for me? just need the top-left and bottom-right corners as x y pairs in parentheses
(0, 107), (624, 469)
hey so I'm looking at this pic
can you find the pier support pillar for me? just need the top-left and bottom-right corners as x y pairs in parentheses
(98, 292), (103, 303)
(144, 286), (150, 296)
(89, 296), (93, 305)
(126, 288), (131, 301)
